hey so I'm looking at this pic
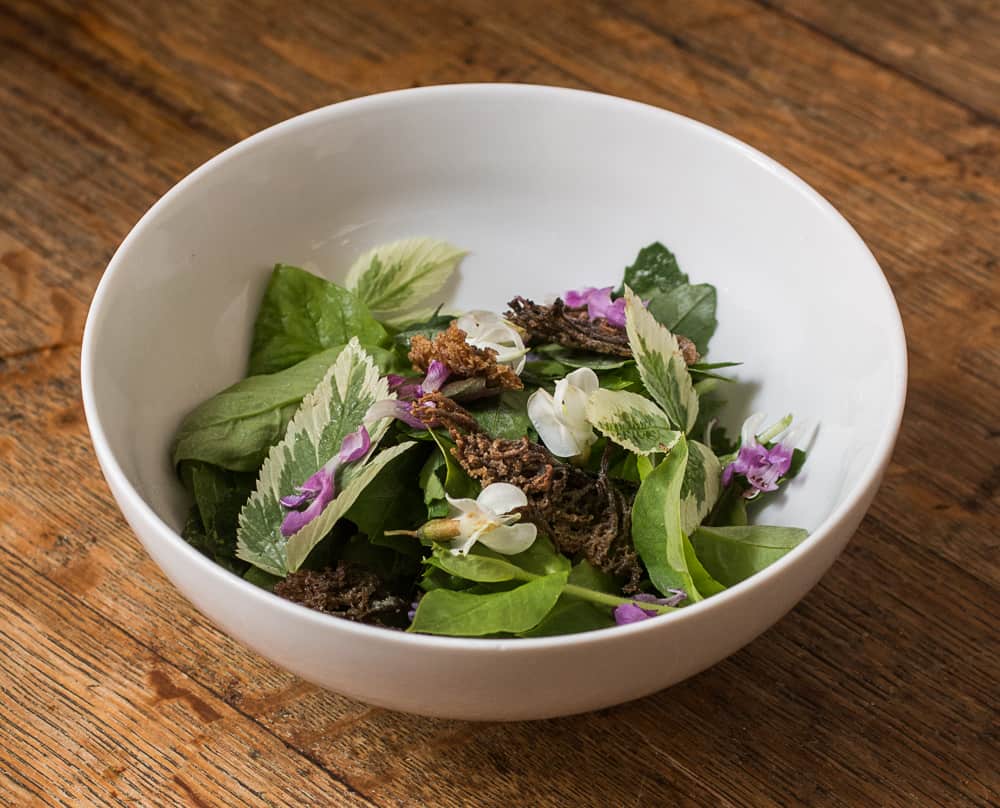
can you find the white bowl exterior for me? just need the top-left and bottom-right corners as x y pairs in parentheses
(82, 85), (906, 720)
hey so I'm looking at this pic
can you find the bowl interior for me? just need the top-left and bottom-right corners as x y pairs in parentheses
(86, 85), (904, 552)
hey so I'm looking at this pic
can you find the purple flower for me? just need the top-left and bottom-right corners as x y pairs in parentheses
(613, 603), (652, 625)
(634, 589), (687, 608)
(366, 398), (425, 429)
(613, 589), (687, 624)
(563, 286), (630, 328)
(385, 361), (451, 402)
(280, 467), (335, 537)
(422, 360), (450, 393)
(279, 425), (371, 537)
(722, 442), (793, 498)
(564, 286), (603, 308)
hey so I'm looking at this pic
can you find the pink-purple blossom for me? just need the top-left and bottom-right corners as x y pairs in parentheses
(613, 589), (687, 624)
(388, 360), (450, 401)
(279, 425), (371, 537)
(722, 441), (793, 498)
(368, 362), (450, 429)
(563, 286), (628, 328)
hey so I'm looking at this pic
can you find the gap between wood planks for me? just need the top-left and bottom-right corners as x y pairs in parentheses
(1, 1), (995, 804)
(0, 542), (380, 807)
(752, 0), (999, 126)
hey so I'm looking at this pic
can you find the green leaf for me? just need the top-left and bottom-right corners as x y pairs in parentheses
(586, 388), (682, 456)
(467, 390), (534, 440)
(243, 566), (281, 590)
(249, 264), (388, 376)
(179, 461), (255, 565)
(689, 525), (809, 587)
(682, 533), (727, 598)
(172, 347), (348, 472)
(618, 242), (687, 299)
(409, 572), (567, 636)
(345, 237), (466, 318)
(679, 439), (722, 535)
(624, 287), (699, 433)
(429, 550), (521, 583)
(428, 430), (480, 499)
(519, 559), (619, 636)
(631, 436), (701, 602)
(646, 284), (718, 356)
(532, 343), (631, 371)
(236, 340), (402, 575)
(498, 534), (571, 577)
(345, 446), (427, 552)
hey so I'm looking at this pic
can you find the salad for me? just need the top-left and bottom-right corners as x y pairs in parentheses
(171, 238), (811, 637)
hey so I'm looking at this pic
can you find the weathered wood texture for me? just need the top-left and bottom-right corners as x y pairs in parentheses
(0, 1), (997, 805)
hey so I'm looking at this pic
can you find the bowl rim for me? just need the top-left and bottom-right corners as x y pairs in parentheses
(81, 82), (908, 652)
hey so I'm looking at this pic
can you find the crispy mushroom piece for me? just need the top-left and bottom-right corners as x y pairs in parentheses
(506, 296), (700, 364)
(274, 561), (409, 626)
(412, 392), (644, 592)
(409, 322), (523, 390)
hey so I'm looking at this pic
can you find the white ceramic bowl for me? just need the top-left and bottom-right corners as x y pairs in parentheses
(81, 84), (906, 720)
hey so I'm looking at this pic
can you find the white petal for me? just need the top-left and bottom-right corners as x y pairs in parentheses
(528, 388), (559, 428)
(741, 412), (767, 446)
(529, 390), (583, 457)
(445, 496), (480, 518)
(559, 382), (591, 429)
(476, 482), (528, 516)
(781, 421), (816, 452)
(477, 522), (538, 555)
(449, 533), (481, 556)
(565, 367), (600, 394)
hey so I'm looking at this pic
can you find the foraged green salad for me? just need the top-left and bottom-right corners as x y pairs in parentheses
(172, 238), (812, 636)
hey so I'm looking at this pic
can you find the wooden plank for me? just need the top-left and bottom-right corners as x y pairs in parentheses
(0, 0), (996, 805)
(0, 546), (373, 806)
(767, 0), (1000, 121)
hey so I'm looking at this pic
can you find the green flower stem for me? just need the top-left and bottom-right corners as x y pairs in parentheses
(758, 413), (793, 444)
(563, 583), (676, 614)
(507, 568), (675, 615)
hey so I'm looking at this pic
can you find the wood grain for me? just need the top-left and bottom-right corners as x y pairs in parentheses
(0, 0), (997, 805)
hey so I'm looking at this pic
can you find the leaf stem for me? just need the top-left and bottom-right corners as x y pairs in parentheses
(507, 567), (675, 615)
(562, 583), (676, 615)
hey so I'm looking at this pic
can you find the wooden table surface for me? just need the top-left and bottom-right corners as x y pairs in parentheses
(1, 1), (997, 805)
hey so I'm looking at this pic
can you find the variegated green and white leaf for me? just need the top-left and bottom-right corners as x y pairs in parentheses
(680, 439), (722, 535)
(285, 440), (416, 571)
(585, 388), (682, 456)
(236, 339), (392, 575)
(624, 286), (699, 433)
(345, 237), (466, 318)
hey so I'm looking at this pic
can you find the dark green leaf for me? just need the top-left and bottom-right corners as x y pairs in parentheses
(173, 347), (338, 472)
(467, 390), (534, 440)
(689, 525), (809, 587)
(244, 566), (281, 590)
(533, 343), (630, 371)
(339, 534), (421, 583)
(249, 264), (388, 375)
(345, 445), (427, 553)
(646, 283), (718, 355)
(392, 309), (454, 350)
(428, 431), (480, 498)
(619, 242), (687, 298)
(178, 461), (254, 569)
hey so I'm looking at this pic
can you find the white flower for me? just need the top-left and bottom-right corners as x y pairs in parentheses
(446, 483), (537, 556)
(527, 367), (600, 459)
(455, 310), (527, 374)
